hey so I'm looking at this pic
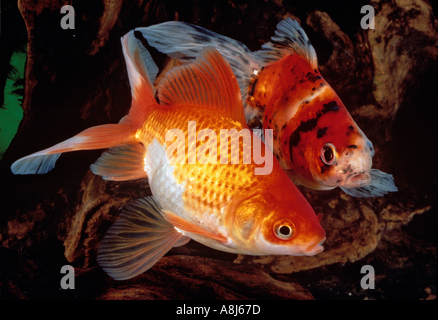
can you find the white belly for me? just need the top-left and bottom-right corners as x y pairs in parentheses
(144, 139), (186, 217)
(143, 139), (237, 253)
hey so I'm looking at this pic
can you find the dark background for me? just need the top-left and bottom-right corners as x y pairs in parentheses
(0, 0), (437, 300)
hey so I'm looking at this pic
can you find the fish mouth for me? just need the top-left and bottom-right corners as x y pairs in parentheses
(304, 236), (326, 255)
(342, 172), (371, 188)
(350, 173), (370, 183)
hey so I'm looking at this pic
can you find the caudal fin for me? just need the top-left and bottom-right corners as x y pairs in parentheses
(97, 197), (189, 280)
(11, 29), (158, 177)
(11, 122), (137, 175)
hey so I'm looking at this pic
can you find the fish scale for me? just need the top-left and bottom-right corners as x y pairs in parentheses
(135, 105), (259, 223)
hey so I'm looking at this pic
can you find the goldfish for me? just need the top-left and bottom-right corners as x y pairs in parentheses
(11, 30), (325, 280)
(138, 18), (398, 197)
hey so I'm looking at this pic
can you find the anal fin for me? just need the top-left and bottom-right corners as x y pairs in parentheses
(90, 143), (147, 181)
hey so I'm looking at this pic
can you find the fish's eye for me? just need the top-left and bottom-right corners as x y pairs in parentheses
(320, 143), (336, 166)
(273, 219), (295, 240)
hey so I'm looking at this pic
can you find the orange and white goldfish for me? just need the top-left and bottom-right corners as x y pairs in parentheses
(138, 18), (397, 198)
(11, 31), (325, 280)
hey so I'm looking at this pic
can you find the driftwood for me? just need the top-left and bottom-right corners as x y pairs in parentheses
(0, 0), (436, 299)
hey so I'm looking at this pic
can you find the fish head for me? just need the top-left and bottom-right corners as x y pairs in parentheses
(308, 108), (374, 189)
(255, 192), (326, 256)
(225, 181), (326, 256)
(287, 95), (375, 190)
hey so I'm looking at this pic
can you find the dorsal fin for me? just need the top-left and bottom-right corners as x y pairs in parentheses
(136, 22), (260, 122)
(254, 18), (318, 70)
(120, 30), (159, 127)
(157, 46), (247, 127)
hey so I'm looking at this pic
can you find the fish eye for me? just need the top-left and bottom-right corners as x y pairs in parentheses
(320, 143), (336, 166)
(273, 219), (295, 240)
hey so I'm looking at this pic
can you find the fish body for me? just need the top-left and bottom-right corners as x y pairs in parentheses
(138, 19), (397, 197)
(11, 31), (325, 280)
(131, 103), (317, 256)
(253, 53), (374, 191)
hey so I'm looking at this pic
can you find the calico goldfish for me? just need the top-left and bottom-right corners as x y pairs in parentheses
(138, 18), (397, 197)
(11, 31), (325, 280)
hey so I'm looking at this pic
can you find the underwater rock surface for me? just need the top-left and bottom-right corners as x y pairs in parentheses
(0, 0), (436, 299)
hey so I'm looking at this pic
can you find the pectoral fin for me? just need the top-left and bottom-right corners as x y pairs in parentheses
(340, 169), (398, 197)
(317, 213), (323, 222)
(161, 209), (228, 244)
(97, 197), (189, 281)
